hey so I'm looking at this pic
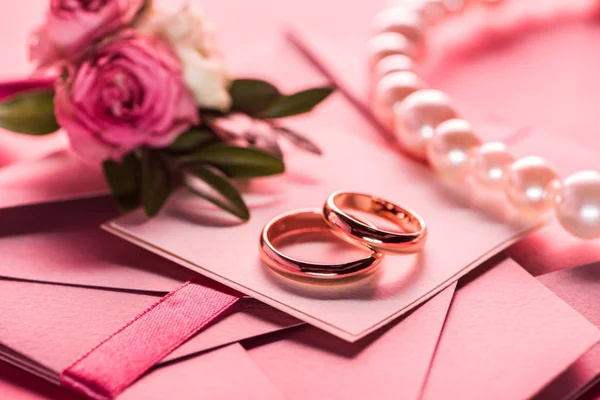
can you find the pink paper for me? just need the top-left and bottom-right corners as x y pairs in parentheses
(121, 344), (282, 400)
(60, 280), (240, 400)
(0, 196), (300, 356)
(0, 279), (160, 378)
(247, 258), (599, 400)
(0, 345), (282, 400)
(105, 39), (535, 341)
(0, 278), (299, 383)
(421, 258), (600, 400)
(0, 150), (108, 211)
(533, 264), (600, 400)
(0, 197), (196, 293)
(0, 362), (82, 400)
(247, 284), (456, 400)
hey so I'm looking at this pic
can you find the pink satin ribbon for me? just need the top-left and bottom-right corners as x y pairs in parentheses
(60, 280), (241, 400)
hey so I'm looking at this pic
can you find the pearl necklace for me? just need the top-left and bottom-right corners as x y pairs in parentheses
(368, 0), (600, 240)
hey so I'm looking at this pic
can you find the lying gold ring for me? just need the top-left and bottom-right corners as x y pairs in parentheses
(323, 191), (427, 254)
(260, 209), (383, 280)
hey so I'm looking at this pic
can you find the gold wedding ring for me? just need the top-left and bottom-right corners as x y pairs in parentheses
(323, 191), (427, 254)
(259, 192), (426, 281)
(260, 209), (383, 280)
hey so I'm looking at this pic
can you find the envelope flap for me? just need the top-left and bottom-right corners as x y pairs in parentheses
(0, 150), (108, 211)
(0, 197), (197, 293)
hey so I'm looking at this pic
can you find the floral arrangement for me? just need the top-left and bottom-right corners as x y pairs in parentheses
(0, 0), (332, 219)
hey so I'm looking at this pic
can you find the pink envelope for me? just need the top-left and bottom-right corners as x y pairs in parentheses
(0, 344), (283, 400)
(534, 264), (600, 400)
(0, 197), (301, 390)
(247, 258), (599, 400)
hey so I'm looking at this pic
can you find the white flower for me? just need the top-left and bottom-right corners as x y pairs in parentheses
(140, 3), (232, 112)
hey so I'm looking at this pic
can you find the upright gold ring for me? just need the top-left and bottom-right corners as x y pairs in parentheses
(260, 209), (383, 280)
(322, 191), (427, 254)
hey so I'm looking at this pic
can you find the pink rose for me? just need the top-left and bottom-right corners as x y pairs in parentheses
(55, 30), (199, 162)
(30, 0), (145, 67)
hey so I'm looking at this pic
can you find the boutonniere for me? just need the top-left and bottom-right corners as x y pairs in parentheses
(0, 0), (333, 220)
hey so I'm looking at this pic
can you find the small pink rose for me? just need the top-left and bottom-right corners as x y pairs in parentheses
(30, 0), (146, 67)
(55, 30), (199, 162)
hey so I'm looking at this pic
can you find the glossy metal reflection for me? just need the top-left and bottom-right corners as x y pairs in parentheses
(260, 209), (383, 280)
(323, 191), (427, 254)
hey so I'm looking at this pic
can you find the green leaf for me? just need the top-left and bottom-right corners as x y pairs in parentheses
(229, 79), (281, 115)
(185, 166), (250, 221)
(0, 89), (60, 135)
(141, 150), (172, 217)
(274, 126), (322, 155)
(168, 129), (216, 152)
(185, 144), (285, 178)
(102, 154), (141, 212)
(256, 87), (334, 119)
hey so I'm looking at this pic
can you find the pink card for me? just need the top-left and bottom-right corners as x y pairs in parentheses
(120, 344), (282, 400)
(247, 258), (599, 400)
(0, 362), (82, 400)
(0, 344), (282, 400)
(0, 278), (299, 385)
(534, 264), (600, 400)
(105, 39), (536, 341)
(421, 258), (599, 400)
(247, 285), (456, 400)
(0, 150), (108, 211)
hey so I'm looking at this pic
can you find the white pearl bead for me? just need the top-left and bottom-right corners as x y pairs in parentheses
(444, 0), (469, 13)
(372, 54), (414, 83)
(417, 0), (448, 25)
(373, 71), (424, 130)
(472, 142), (514, 190)
(506, 156), (560, 218)
(372, 8), (426, 47)
(368, 32), (416, 70)
(426, 118), (481, 179)
(393, 89), (458, 159)
(555, 171), (600, 240)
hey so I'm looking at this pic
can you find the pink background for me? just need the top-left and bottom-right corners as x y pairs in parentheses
(1, 0), (600, 399)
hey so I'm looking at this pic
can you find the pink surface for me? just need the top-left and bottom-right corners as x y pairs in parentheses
(106, 38), (534, 342)
(534, 263), (600, 400)
(427, 7), (600, 153)
(421, 258), (600, 400)
(60, 281), (240, 400)
(247, 284), (455, 400)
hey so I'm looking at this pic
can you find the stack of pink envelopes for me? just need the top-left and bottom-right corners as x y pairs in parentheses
(1, 0), (600, 399)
